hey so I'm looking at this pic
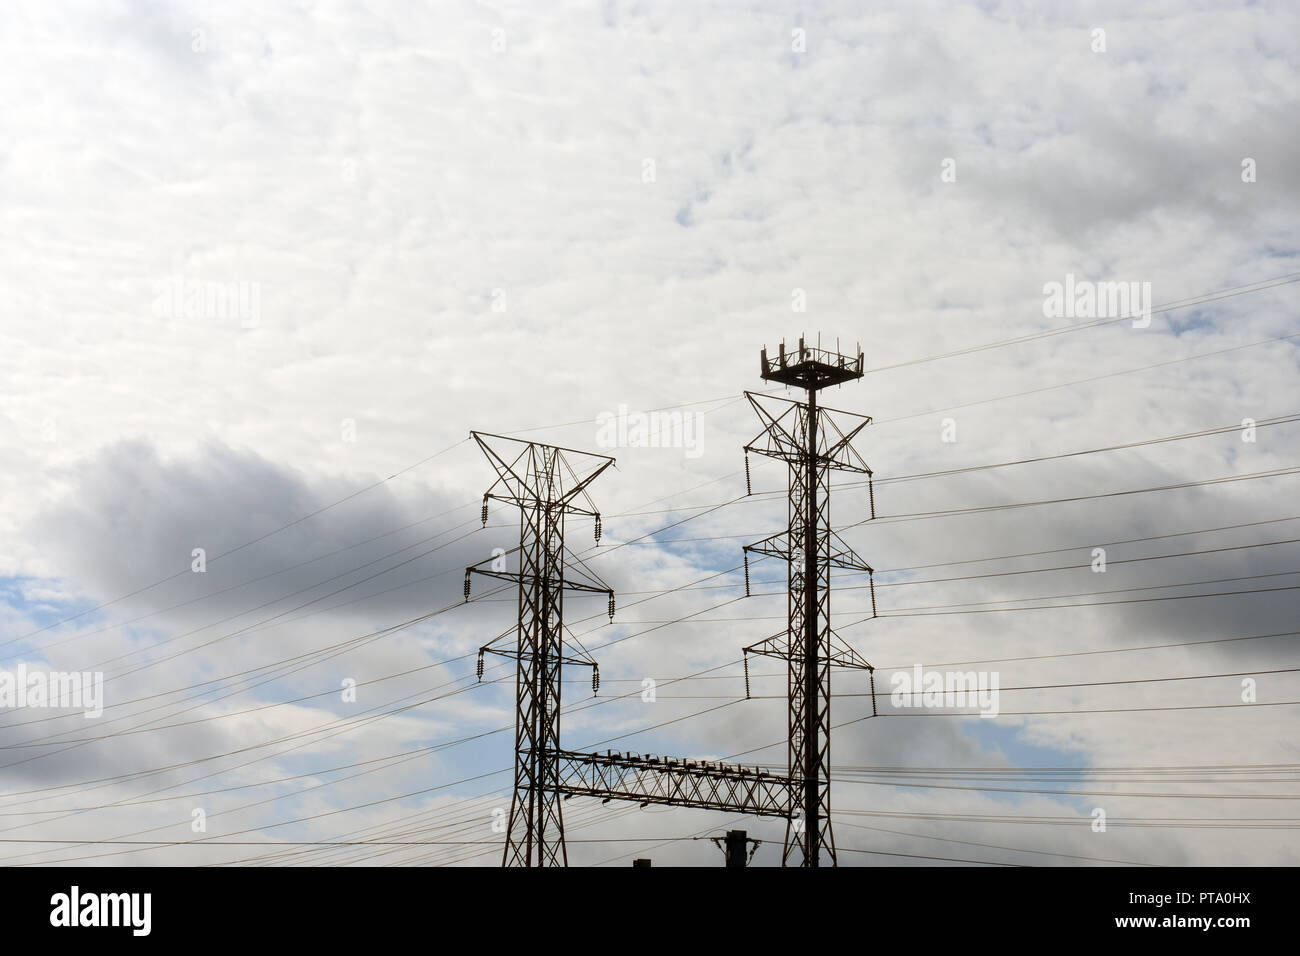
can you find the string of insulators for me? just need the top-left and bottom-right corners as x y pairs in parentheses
(475, 651), (484, 682)
(463, 569), (472, 601)
(592, 666), (600, 696)
(869, 570), (877, 618)
(868, 475), (876, 520)
(743, 552), (751, 597)
(607, 593), (616, 621)
(743, 654), (751, 700)
(869, 668), (877, 716)
(744, 454), (752, 496)
(480, 497), (489, 527)
(594, 514), (602, 544)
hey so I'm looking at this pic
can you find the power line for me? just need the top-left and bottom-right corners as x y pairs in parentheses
(853, 465), (1300, 528)
(834, 818), (1158, 867)
(873, 326), (1300, 429)
(834, 845), (1021, 866)
(875, 629), (1300, 672)
(865, 271), (1300, 374)
(865, 414), (1300, 487)
(834, 808), (1300, 829)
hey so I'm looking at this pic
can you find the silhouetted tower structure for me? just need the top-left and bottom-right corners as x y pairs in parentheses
(743, 337), (877, 866)
(464, 432), (614, 867)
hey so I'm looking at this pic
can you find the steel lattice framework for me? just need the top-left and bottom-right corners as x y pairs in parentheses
(554, 750), (790, 817)
(465, 341), (878, 867)
(742, 338), (877, 866)
(465, 431), (614, 867)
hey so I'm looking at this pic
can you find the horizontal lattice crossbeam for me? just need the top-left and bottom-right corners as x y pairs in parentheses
(553, 749), (793, 818)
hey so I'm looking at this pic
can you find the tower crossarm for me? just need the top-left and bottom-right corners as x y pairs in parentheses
(468, 566), (612, 595)
(552, 749), (792, 818)
(482, 647), (596, 669)
(827, 531), (874, 573)
(471, 430), (614, 513)
(744, 392), (873, 474)
(743, 531), (874, 574)
(744, 634), (874, 672)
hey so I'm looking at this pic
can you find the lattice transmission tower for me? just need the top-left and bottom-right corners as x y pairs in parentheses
(464, 432), (615, 867)
(741, 337), (877, 866)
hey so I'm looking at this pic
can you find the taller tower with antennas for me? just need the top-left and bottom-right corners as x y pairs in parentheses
(743, 336), (877, 866)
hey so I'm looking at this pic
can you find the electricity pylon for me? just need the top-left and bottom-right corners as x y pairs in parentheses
(464, 431), (614, 867)
(742, 337), (877, 866)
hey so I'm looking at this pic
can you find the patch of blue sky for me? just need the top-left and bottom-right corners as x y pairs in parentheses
(1166, 309), (1215, 338)
(0, 575), (98, 631)
(958, 718), (1097, 815)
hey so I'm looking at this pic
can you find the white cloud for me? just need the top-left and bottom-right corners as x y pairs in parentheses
(0, 0), (1297, 865)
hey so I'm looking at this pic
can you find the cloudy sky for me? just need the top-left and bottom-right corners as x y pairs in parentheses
(0, 0), (1297, 867)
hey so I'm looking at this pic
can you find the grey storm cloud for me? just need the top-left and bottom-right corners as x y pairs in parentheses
(28, 438), (486, 630)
